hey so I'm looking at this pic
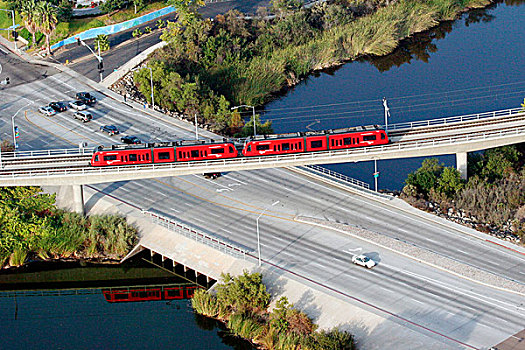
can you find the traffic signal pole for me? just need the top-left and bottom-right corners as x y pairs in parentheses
(76, 37), (103, 83)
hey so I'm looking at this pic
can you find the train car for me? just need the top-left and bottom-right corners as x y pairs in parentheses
(91, 142), (237, 167)
(103, 286), (202, 303)
(327, 129), (388, 150)
(175, 142), (238, 162)
(242, 136), (305, 157)
(242, 127), (388, 157)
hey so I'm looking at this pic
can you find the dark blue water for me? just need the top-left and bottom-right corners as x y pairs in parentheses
(262, 0), (525, 190)
(0, 293), (236, 350)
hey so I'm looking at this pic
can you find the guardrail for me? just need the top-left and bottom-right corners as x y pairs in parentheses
(386, 107), (524, 131)
(1, 123), (524, 180)
(0, 147), (92, 159)
(142, 210), (247, 259)
(303, 164), (370, 189)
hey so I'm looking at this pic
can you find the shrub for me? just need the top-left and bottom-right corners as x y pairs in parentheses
(191, 288), (220, 317)
(216, 270), (270, 316)
(132, 29), (142, 38)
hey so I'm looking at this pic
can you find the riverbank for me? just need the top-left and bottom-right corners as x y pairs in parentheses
(0, 186), (138, 269)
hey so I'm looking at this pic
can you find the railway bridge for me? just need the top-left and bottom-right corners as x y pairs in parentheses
(1, 107), (524, 213)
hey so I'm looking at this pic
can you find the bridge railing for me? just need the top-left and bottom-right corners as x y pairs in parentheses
(303, 164), (370, 189)
(0, 147), (92, 159)
(142, 210), (248, 260)
(386, 107), (524, 131)
(1, 124), (525, 179)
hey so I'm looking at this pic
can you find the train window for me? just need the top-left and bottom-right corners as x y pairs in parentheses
(211, 148), (224, 154)
(146, 153), (149, 160)
(282, 143), (290, 151)
(381, 133), (385, 140)
(247, 145), (251, 152)
(114, 293), (128, 300)
(104, 155), (117, 161)
(229, 146), (234, 153)
(191, 150), (199, 157)
(363, 135), (377, 141)
(129, 154), (137, 161)
(343, 137), (352, 145)
(310, 140), (322, 148)
(94, 155), (99, 162)
(158, 152), (171, 160)
(256, 144), (270, 151)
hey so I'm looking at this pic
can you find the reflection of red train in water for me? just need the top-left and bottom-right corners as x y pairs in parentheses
(103, 285), (200, 303)
(91, 127), (388, 167)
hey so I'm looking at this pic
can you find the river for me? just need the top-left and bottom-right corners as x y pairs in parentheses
(262, 0), (525, 190)
(1, 1), (524, 348)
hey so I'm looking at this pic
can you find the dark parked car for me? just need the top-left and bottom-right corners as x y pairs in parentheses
(100, 125), (119, 136)
(76, 92), (96, 105)
(121, 135), (141, 144)
(49, 101), (68, 112)
(203, 172), (221, 179)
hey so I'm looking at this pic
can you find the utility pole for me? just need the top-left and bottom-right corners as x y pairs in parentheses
(231, 105), (256, 136)
(382, 97), (390, 130)
(195, 113), (198, 140)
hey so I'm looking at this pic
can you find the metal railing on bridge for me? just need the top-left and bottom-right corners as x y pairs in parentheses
(303, 164), (370, 190)
(142, 210), (248, 260)
(386, 107), (523, 131)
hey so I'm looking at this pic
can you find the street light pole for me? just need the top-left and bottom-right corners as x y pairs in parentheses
(146, 67), (154, 109)
(382, 97), (390, 131)
(256, 200), (280, 267)
(11, 114), (17, 149)
(231, 105), (256, 136)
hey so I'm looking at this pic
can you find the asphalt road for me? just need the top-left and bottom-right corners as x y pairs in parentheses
(1, 69), (524, 349)
(0, 47), (59, 89)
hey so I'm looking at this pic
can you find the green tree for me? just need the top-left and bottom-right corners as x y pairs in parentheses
(94, 34), (110, 52)
(35, 1), (58, 55)
(167, 0), (205, 25)
(215, 270), (270, 315)
(437, 167), (464, 198)
(20, 0), (38, 47)
(480, 146), (520, 182)
(405, 158), (444, 196)
(133, 0), (144, 14)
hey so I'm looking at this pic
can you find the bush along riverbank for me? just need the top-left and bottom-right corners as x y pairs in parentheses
(192, 271), (355, 350)
(399, 143), (525, 246)
(0, 186), (138, 269)
(114, 0), (493, 136)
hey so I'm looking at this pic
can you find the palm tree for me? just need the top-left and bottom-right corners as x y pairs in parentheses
(20, 0), (38, 47)
(94, 34), (110, 52)
(36, 1), (58, 55)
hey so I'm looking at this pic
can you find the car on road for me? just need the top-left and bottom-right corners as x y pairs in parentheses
(121, 135), (141, 144)
(38, 106), (56, 116)
(73, 111), (93, 123)
(100, 125), (120, 136)
(76, 92), (96, 105)
(49, 101), (68, 112)
(351, 255), (376, 269)
(69, 100), (87, 111)
(203, 172), (221, 179)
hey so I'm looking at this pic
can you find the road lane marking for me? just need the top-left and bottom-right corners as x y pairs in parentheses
(169, 208), (180, 213)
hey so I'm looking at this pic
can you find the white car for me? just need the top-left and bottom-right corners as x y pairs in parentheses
(69, 100), (87, 111)
(38, 106), (56, 116)
(351, 255), (376, 269)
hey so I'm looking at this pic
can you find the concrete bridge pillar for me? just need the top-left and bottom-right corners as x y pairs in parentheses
(456, 152), (468, 180)
(72, 184), (85, 215)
